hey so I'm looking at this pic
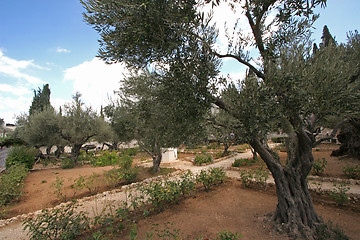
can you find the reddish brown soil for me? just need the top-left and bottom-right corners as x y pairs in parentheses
(111, 179), (360, 240)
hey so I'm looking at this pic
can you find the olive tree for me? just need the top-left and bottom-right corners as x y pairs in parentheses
(60, 93), (111, 162)
(81, 0), (360, 238)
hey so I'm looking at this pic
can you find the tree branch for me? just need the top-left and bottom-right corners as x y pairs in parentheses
(313, 118), (351, 147)
(214, 53), (265, 79)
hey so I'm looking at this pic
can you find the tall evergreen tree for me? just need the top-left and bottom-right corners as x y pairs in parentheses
(29, 84), (51, 115)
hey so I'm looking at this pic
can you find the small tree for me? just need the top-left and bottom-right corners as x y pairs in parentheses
(19, 107), (63, 157)
(60, 93), (111, 162)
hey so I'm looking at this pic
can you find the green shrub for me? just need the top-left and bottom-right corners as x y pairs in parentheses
(91, 150), (120, 167)
(312, 158), (327, 176)
(232, 158), (255, 167)
(0, 163), (28, 206)
(193, 153), (213, 166)
(61, 158), (75, 169)
(122, 148), (139, 156)
(196, 168), (226, 191)
(6, 146), (38, 169)
(23, 202), (90, 240)
(179, 170), (196, 196)
(239, 167), (269, 189)
(217, 230), (242, 240)
(329, 183), (350, 205)
(118, 154), (133, 170)
(0, 137), (25, 148)
(343, 165), (360, 179)
(139, 179), (182, 209)
(77, 150), (93, 162)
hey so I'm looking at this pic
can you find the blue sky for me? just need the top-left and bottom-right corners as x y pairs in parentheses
(0, 1), (359, 124)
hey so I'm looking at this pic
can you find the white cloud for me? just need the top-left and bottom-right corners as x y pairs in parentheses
(64, 58), (131, 112)
(56, 47), (71, 53)
(0, 50), (45, 85)
(0, 83), (31, 96)
(0, 95), (31, 124)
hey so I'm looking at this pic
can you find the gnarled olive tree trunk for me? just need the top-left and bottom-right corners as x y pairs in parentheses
(250, 129), (322, 239)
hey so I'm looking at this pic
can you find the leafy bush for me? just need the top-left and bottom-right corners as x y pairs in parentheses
(77, 150), (93, 162)
(0, 137), (25, 148)
(122, 148), (139, 156)
(118, 154), (133, 170)
(6, 146), (38, 169)
(23, 202), (90, 240)
(311, 158), (327, 176)
(232, 158), (256, 167)
(179, 170), (196, 196)
(329, 183), (350, 205)
(61, 158), (75, 169)
(193, 153), (213, 166)
(91, 150), (120, 167)
(343, 165), (360, 179)
(0, 163), (28, 206)
(139, 179), (182, 209)
(239, 167), (269, 189)
(196, 168), (226, 191)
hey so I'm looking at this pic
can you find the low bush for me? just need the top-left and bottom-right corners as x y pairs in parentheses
(329, 183), (350, 205)
(122, 147), (139, 156)
(232, 157), (256, 167)
(91, 150), (119, 167)
(0, 163), (28, 206)
(193, 153), (213, 166)
(6, 146), (38, 169)
(343, 164), (360, 179)
(0, 137), (25, 148)
(312, 158), (327, 176)
(196, 168), (226, 191)
(61, 158), (75, 169)
(23, 202), (90, 240)
(239, 167), (269, 189)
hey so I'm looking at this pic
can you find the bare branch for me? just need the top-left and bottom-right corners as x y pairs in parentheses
(215, 52), (265, 79)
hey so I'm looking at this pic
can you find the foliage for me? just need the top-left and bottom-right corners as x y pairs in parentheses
(61, 158), (75, 169)
(60, 93), (112, 161)
(312, 158), (327, 176)
(6, 146), (38, 169)
(316, 221), (349, 240)
(179, 170), (196, 196)
(193, 153), (213, 166)
(51, 177), (67, 201)
(0, 163), (28, 207)
(23, 202), (90, 240)
(81, 0), (360, 237)
(232, 158), (256, 167)
(343, 164), (360, 179)
(329, 183), (350, 205)
(216, 230), (242, 240)
(29, 84), (51, 116)
(91, 150), (120, 167)
(0, 137), (25, 148)
(196, 168), (226, 191)
(239, 167), (270, 189)
(145, 222), (182, 240)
